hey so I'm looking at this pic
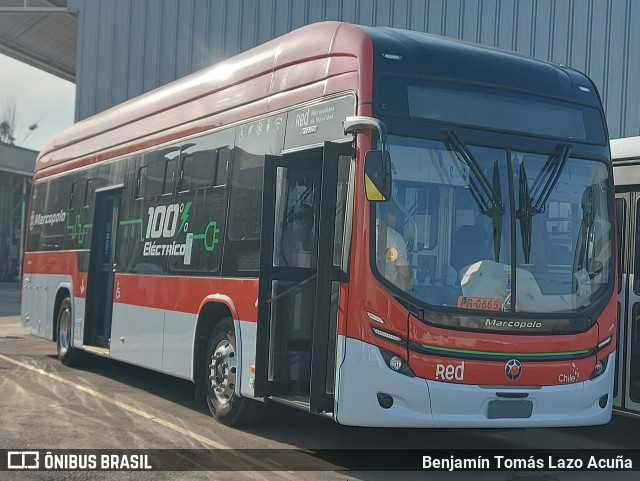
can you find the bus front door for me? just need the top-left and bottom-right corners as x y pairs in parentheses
(255, 142), (352, 413)
(84, 189), (121, 349)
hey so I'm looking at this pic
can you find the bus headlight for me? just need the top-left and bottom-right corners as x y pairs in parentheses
(597, 336), (612, 350)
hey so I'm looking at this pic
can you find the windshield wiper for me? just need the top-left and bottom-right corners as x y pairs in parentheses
(530, 144), (571, 215)
(446, 131), (504, 261)
(517, 163), (533, 263)
(516, 144), (572, 263)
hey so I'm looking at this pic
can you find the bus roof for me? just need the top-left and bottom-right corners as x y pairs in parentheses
(361, 25), (601, 107)
(35, 21), (604, 178)
(35, 21), (372, 177)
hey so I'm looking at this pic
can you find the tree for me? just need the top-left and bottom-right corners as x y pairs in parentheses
(0, 99), (16, 144)
(0, 99), (38, 146)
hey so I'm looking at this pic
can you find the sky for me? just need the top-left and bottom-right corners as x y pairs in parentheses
(0, 52), (75, 153)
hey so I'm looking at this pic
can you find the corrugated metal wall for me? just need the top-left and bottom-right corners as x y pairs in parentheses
(73, 0), (640, 139)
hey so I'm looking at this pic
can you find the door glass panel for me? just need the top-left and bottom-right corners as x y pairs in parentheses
(630, 304), (640, 402)
(268, 279), (315, 387)
(616, 198), (625, 292)
(273, 167), (319, 269)
(333, 156), (352, 267)
(634, 198), (640, 294)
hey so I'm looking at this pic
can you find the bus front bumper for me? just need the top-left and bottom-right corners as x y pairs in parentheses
(335, 337), (614, 428)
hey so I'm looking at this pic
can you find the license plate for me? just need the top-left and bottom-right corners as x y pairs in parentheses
(487, 400), (533, 419)
(456, 296), (501, 311)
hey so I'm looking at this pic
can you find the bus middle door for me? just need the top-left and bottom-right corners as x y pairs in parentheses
(85, 188), (121, 349)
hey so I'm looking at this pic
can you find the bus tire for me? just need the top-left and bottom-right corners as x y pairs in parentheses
(205, 319), (264, 426)
(56, 297), (88, 367)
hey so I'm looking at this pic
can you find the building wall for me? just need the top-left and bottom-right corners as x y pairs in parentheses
(0, 144), (35, 280)
(72, 0), (640, 139)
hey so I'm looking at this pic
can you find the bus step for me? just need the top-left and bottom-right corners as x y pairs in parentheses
(82, 345), (110, 357)
(270, 395), (310, 412)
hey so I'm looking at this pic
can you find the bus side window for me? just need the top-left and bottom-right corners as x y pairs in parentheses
(26, 182), (47, 252)
(171, 144), (227, 276)
(74, 178), (94, 251)
(227, 149), (263, 241)
(41, 177), (70, 251)
(122, 162), (149, 274)
(145, 154), (164, 198)
(222, 148), (264, 276)
(64, 177), (86, 250)
(190, 150), (217, 190)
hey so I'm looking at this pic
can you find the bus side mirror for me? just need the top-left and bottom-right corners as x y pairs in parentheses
(364, 150), (392, 201)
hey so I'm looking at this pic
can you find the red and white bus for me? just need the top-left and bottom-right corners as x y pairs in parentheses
(22, 22), (616, 427)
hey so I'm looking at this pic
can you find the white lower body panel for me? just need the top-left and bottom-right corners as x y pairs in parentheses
(21, 273), (72, 341)
(335, 337), (614, 428)
(110, 303), (165, 372)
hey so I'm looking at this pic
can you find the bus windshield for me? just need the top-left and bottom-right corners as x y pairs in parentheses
(374, 134), (612, 315)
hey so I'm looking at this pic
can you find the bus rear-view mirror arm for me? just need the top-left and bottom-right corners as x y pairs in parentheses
(343, 116), (388, 148)
(343, 116), (392, 202)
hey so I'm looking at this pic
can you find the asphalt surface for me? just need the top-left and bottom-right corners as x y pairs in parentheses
(1, 281), (639, 480)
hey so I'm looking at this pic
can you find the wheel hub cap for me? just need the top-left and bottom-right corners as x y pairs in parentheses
(209, 339), (237, 405)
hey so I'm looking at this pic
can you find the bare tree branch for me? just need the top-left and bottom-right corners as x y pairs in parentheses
(0, 98), (38, 146)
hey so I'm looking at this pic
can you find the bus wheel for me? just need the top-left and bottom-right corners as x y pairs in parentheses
(205, 319), (264, 426)
(56, 298), (88, 367)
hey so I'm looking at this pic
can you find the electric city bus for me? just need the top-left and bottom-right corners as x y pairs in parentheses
(611, 136), (640, 417)
(22, 22), (616, 428)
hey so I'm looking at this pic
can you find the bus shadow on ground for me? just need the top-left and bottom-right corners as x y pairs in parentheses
(46, 353), (208, 415)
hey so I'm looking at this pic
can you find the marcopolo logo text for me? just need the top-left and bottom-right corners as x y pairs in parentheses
(29, 210), (67, 230)
(485, 319), (542, 329)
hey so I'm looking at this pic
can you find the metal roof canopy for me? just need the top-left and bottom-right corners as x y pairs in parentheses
(0, 0), (77, 82)
(0, 142), (37, 176)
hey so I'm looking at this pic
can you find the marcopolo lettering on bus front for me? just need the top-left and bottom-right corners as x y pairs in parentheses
(141, 201), (220, 265)
(485, 319), (543, 329)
